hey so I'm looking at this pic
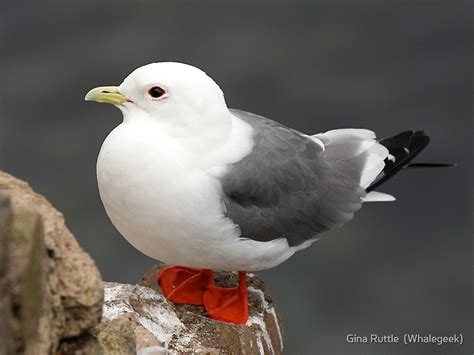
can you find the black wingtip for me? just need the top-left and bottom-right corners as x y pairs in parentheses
(367, 130), (438, 192)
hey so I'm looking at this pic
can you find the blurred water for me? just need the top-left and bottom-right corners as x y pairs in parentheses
(0, 1), (471, 354)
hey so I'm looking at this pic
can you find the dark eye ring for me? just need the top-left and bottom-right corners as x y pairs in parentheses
(148, 86), (166, 98)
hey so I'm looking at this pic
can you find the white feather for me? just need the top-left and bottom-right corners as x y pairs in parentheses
(363, 191), (396, 202)
(314, 128), (392, 194)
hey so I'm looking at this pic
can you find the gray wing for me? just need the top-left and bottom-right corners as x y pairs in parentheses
(220, 109), (364, 247)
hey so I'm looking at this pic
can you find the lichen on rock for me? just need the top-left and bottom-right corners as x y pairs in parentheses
(97, 265), (284, 354)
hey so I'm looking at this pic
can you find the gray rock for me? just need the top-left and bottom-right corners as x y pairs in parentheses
(98, 265), (284, 354)
(0, 171), (104, 354)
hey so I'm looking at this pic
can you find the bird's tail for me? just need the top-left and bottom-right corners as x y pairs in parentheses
(313, 129), (394, 202)
(313, 129), (451, 203)
(366, 130), (452, 192)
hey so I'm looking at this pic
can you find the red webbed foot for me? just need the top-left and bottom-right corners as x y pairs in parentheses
(204, 271), (248, 324)
(158, 266), (213, 305)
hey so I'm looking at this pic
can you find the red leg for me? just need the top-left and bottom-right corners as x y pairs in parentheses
(204, 271), (248, 324)
(158, 266), (213, 305)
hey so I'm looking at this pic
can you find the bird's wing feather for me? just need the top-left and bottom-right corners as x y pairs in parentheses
(219, 109), (386, 247)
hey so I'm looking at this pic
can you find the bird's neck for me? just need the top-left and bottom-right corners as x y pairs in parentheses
(122, 105), (233, 155)
(174, 107), (233, 153)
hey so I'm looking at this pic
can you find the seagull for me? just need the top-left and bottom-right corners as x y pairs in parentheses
(85, 62), (447, 324)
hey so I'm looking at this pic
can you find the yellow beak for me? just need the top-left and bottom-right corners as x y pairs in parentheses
(84, 86), (128, 105)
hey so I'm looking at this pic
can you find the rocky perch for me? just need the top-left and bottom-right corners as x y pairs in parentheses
(0, 171), (283, 354)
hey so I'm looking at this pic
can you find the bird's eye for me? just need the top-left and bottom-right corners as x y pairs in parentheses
(148, 86), (166, 98)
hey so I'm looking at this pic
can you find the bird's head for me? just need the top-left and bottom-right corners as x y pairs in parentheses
(85, 62), (229, 131)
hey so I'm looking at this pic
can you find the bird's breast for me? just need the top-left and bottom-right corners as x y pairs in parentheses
(96, 122), (239, 263)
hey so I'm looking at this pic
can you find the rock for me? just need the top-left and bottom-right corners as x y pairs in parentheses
(95, 316), (137, 354)
(98, 265), (284, 354)
(4, 202), (45, 354)
(0, 171), (103, 354)
(0, 193), (14, 355)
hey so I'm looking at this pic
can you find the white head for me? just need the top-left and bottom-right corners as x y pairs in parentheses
(85, 62), (231, 142)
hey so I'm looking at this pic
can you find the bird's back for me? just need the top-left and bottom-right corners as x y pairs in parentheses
(221, 109), (388, 247)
